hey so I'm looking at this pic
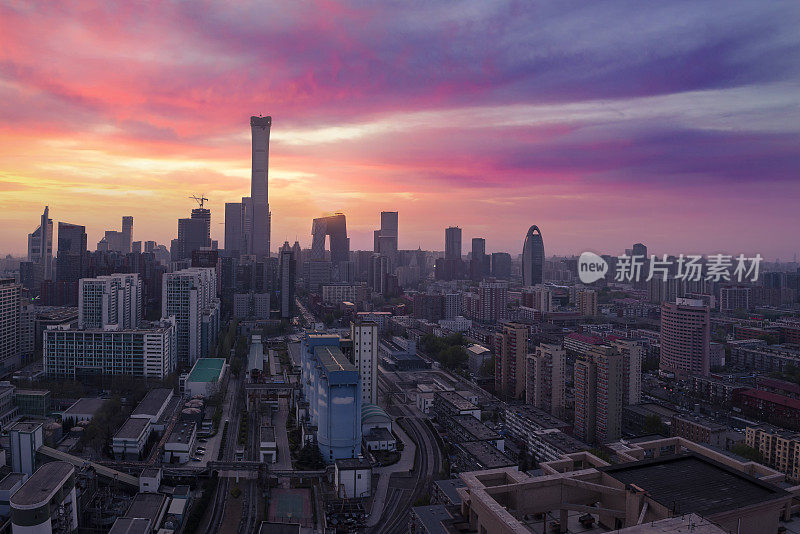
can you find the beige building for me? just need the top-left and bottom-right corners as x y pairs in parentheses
(747, 425), (800, 482)
(457, 437), (793, 534)
(525, 343), (565, 417)
(575, 289), (598, 316)
(493, 323), (528, 400)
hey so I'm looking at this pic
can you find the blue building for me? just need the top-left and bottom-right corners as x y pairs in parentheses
(300, 334), (362, 463)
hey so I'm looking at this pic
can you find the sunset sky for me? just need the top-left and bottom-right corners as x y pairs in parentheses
(1, 1), (799, 259)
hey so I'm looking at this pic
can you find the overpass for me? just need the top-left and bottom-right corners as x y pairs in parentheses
(38, 446), (139, 488)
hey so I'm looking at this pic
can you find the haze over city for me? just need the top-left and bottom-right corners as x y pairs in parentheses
(2, 1), (800, 258)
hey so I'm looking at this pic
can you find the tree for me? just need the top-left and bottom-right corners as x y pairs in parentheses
(731, 443), (762, 462)
(296, 443), (325, 470)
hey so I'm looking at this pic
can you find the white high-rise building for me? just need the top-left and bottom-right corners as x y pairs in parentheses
(248, 116), (271, 258)
(351, 321), (379, 405)
(0, 279), (21, 374)
(522, 285), (552, 313)
(44, 319), (176, 379)
(78, 273), (142, 330)
(162, 267), (220, 367)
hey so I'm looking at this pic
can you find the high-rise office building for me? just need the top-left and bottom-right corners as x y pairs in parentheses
(248, 116), (271, 258)
(78, 273), (142, 330)
(0, 279), (21, 374)
(177, 216), (210, 260)
(224, 202), (244, 257)
(27, 206), (53, 282)
(660, 298), (710, 377)
(493, 322), (528, 400)
(311, 213), (349, 264)
(96, 216), (133, 253)
(131, 241), (142, 254)
(162, 267), (220, 367)
(445, 226), (462, 260)
(279, 248), (296, 319)
(522, 225), (544, 286)
(525, 343), (565, 418)
(491, 252), (512, 280)
(470, 237), (489, 281)
(351, 321), (379, 405)
(375, 211), (399, 257)
(55, 222), (87, 301)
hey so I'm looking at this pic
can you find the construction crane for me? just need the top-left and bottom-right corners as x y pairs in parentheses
(189, 194), (208, 208)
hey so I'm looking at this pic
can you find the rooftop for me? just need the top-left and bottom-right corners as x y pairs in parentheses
(9, 421), (42, 433)
(260, 425), (276, 443)
(435, 390), (478, 412)
(140, 468), (161, 479)
(451, 414), (500, 442)
(314, 345), (357, 374)
(412, 504), (453, 534)
(114, 417), (151, 441)
(361, 403), (390, 423)
(187, 358), (226, 383)
(434, 478), (466, 505)
(602, 452), (790, 517)
(335, 457), (371, 470)
(14, 389), (49, 396)
(0, 472), (26, 491)
(109, 517), (151, 534)
(739, 388), (800, 410)
(124, 492), (168, 521)
(457, 441), (515, 470)
(63, 397), (105, 417)
(258, 523), (301, 534)
(10, 462), (73, 508)
(132, 388), (173, 418)
(504, 404), (571, 431)
(364, 427), (394, 442)
(166, 422), (196, 445)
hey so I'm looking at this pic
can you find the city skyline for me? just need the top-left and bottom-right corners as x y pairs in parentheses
(2, 2), (800, 258)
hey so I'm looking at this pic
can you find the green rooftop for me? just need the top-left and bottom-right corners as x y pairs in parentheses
(187, 358), (226, 383)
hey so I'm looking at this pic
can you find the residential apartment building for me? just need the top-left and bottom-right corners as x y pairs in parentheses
(521, 285), (552, 313)
(493, 323), (528, 400)
(78, 273), (142, 329)
(575, 289), (598, 316)
(659, 298), (710, 377)
(0, 279), (20, 374)
(162, 267), (220, 367)
(351, 321), (379, 405)
(747, 425), (800, 482)
(525, 343), (565, 417)
(322, 284), (369, 306)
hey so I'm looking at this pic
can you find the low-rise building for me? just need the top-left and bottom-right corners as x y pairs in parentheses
(62, 397), (105, 424)
(113, 417), (152, 460)
(433, 391), (480, 421)
(671, 414), (741, 450)
(747, 425), (800, 482)
(259, 426), (277, 463)
(334, 457), (371, 499)
(363, 427), (396, 451)
(13, 389), (50, 417)
(163, 421), (197, 464)
(452, 440), (516, 473)
(184, 358), (228, 397)
(0, 473), (26, 517)
(10, 462), (78, 533)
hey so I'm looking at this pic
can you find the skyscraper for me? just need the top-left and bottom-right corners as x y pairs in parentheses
(55, 222), (87, 289)
(121, 216), (133, 253)
(96, 216), (134, 253)
(660, 298), (710, 377)
(249, 116), (271, 258)
(279, 247), (296, 319)
(311, 213), (349, 264)
(522, 225), (544, 286)
(27, 206), (53, 281)
(177, 207), (211, 261)
(375, 211), (398, 258)
(445, 227), (462, 260)
(470, 237), (489, 280)
(351, 321), (379, 405)
(224, 202), (243, 257)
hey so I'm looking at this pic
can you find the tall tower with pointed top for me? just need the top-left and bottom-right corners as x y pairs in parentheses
(249, 116), (271, 258)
